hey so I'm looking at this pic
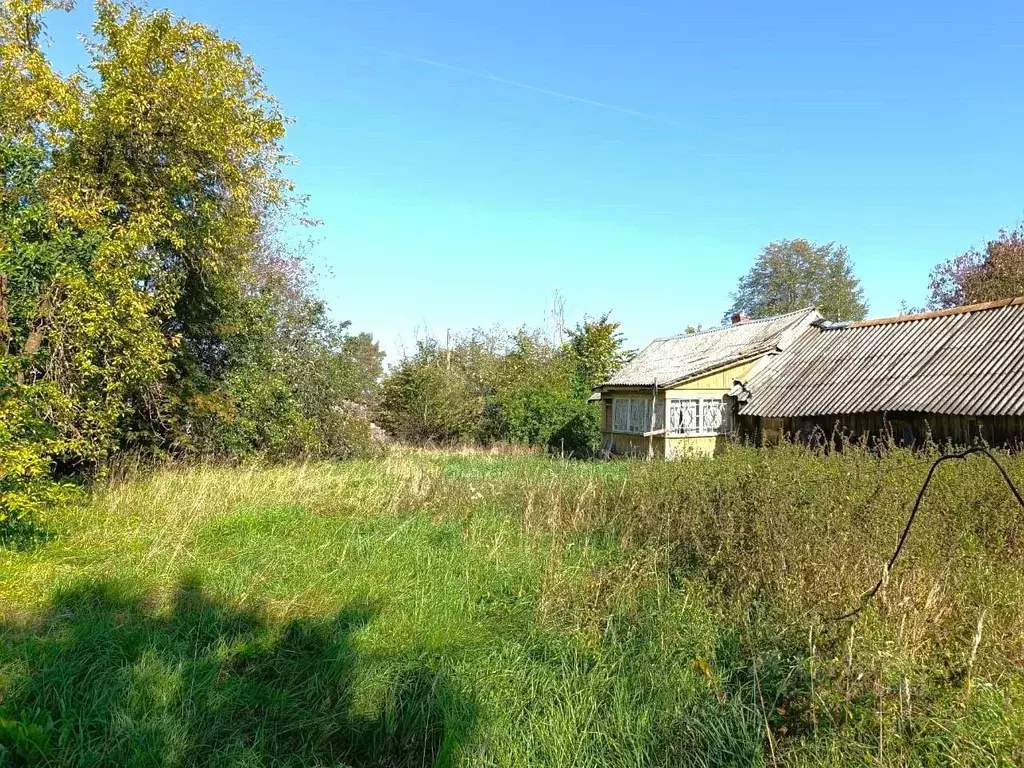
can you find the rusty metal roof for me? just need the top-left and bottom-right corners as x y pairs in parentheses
(739, 297), (1024, 418)
(600, 308), (821, 388)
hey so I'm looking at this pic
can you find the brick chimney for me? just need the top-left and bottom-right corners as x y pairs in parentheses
(731, 313), (751, 325)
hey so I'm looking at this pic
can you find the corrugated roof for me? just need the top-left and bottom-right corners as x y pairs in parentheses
(739, 296), (1024, 418)
(600, 308), (821, 388)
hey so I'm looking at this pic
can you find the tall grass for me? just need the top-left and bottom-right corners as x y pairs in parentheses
(1, 445), (1022, 765)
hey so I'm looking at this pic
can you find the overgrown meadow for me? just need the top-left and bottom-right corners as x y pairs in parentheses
(2, 445), (1022, 766)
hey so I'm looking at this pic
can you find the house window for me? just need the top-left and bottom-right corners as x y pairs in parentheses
(630, 399), (647, 433)
(668, 397), (732, 437)
(668, 399), (700, 435)
(612, 398), (630, 432)
(703, 399), (727, 433)
(609, 397), (665, 434)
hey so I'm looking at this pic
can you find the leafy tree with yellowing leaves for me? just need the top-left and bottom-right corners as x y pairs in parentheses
(1, 0), (382, 523)
(926, 224), (1024, 310)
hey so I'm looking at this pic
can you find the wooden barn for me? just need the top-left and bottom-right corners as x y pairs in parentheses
(591, 308), (821, 457)
(733, 297), (1024, 448)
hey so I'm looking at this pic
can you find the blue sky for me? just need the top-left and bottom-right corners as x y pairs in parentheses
(43, 1), (1024, 361)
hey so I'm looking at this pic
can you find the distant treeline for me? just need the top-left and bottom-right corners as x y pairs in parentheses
(377, 315), (631, 456)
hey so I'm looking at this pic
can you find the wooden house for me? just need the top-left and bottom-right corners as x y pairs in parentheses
(592, 308), (821, 457)
(733, 297), (1024, 447)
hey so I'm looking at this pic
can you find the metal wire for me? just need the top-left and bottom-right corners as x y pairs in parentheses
(833, 446), (1024, 621)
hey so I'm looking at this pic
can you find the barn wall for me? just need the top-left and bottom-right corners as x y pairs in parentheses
(740, 412), (1024, 449)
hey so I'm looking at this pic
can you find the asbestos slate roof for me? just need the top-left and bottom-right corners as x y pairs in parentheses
(600, 308), (821, 388)
(739, 297), (1024, 418)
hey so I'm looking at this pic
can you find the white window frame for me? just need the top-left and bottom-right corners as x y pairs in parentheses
(668, 398), (700, 436)
(667, 397), (732, 437)
(609, 396), (664, 435)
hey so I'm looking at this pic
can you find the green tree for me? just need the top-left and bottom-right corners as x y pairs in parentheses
(2, 0), (292, 467)
(554, 314), (632, 456)
(170, 237), (385, 458)
(489, 330), (574, 447)
(926, 224), (1024, 310)
(72, 0), (292, 451)
(377, 349), (486, 445)
(377, 315), (632, 456)
(565, 313), (632, 395)
(387, 316), (627, 451)
(0, 0), (381, 521)
(725, 239), (867, 321)
(0, 140), (88, 523)
(338, 333), (386, 403)
(1, 132), (164, 478)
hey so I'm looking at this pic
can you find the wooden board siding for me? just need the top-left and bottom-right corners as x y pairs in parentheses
(605, 432), (667, 458)
(660, 359), (759, 457)
(740, 412), (1024, 449)
(663, 359), (758, 396)
(665, 435), (728, 457)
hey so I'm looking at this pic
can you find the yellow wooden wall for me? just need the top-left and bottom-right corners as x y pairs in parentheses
(664, 359), (758, 394)
(600, 431), (666, 458)
(600, 358), (759, 458)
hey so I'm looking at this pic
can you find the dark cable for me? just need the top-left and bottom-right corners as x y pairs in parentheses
(833, 446), (1024, 621)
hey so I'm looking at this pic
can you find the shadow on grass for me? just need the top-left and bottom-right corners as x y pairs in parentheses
(0, 577), (475, 767)
(0, 519), (55, 552)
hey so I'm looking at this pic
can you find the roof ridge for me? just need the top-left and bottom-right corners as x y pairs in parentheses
(850, 296), (1024, 329)
(653, 307), (817, 342)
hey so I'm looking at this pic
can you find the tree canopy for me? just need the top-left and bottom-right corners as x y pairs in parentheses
(725, 239), (867, 322)
(926, 224), (1024, 310)
(1, 0), (382, 524)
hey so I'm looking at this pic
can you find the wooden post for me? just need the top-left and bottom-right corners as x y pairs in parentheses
(648, 378), (657, 459)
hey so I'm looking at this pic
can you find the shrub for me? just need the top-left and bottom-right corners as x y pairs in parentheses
(0, 376), (67, 529)
(378, 361), (486, 444)
(547, 401), (600, 457)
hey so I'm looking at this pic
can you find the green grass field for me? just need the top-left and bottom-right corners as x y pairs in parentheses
(2, 447), (1023, 766)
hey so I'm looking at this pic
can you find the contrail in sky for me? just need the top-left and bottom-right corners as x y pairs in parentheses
(374, 48), (680, 126)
